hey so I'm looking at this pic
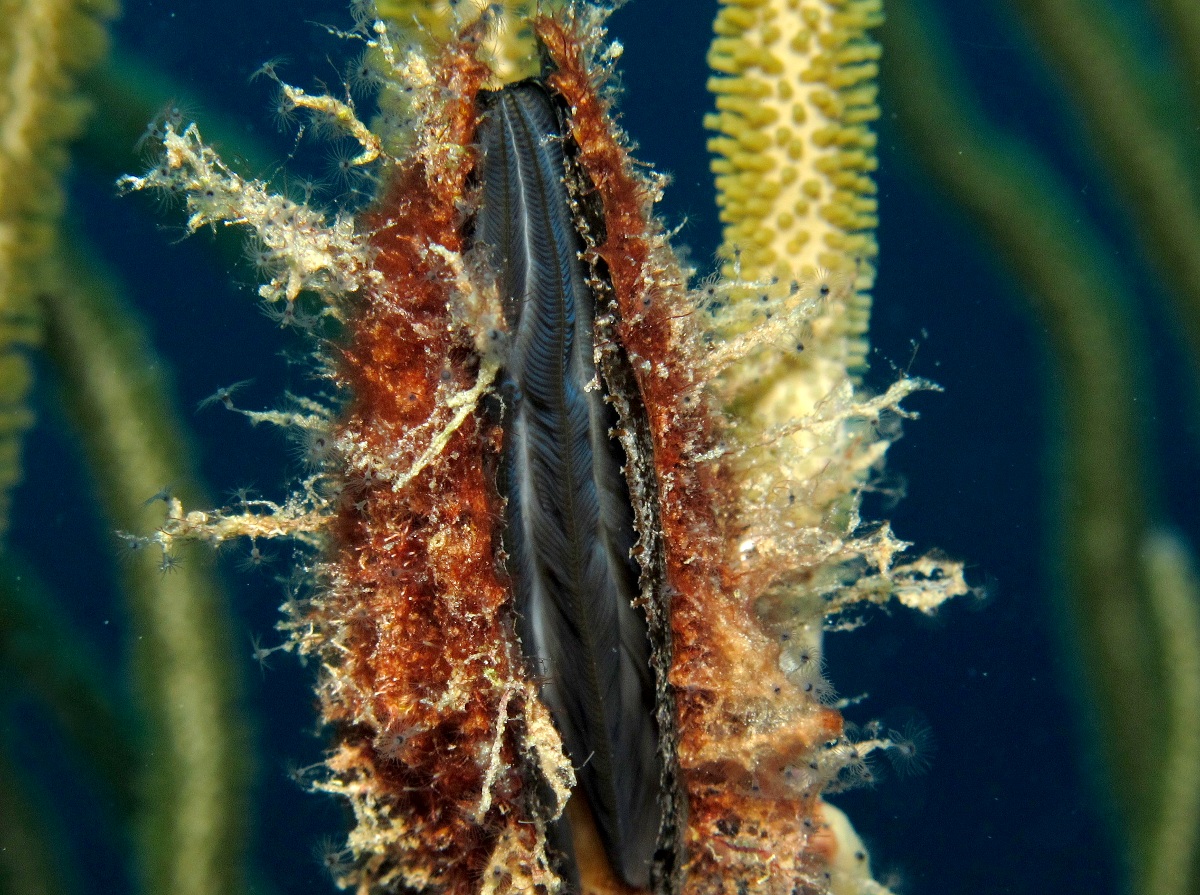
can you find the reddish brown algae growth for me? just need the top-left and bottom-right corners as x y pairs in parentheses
(117, 5), (969, 895)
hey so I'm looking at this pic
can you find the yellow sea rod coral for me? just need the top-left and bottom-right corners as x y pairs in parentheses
(703, 2), (901, 623)
(707, 0), (880, 378)
(0, 0), (116, 533)
(701, 0), (928, 573)
(703, 0), (966, 887)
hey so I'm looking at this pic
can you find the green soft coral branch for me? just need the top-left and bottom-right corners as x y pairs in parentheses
(1148, 0), (1200, 128)
(0, 0), (118, 536)
(78, 48), (279, 183)
(1007, 0), (1200, 413)
(0, 552), (139, 818)
(1142, 531), (1200, 895)
(0, 552), (136, 895)
(0, 740), (71, 895)
(3, 0), (259, 890)
(879, 3), (1200, 892)
(39, 240), (251, 895)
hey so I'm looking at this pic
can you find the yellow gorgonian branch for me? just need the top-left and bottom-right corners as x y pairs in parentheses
(703, 6), (966, 887)
(704, 0), (896, 531)
(42, 241), (251, 895)
(0, 0), (117, 535)
(706, 0), (881, 407)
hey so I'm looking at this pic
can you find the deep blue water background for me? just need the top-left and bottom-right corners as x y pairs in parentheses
(12, 0), (1200, 892)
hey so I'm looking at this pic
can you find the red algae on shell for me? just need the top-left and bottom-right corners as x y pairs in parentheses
(117, 5), (969, 895)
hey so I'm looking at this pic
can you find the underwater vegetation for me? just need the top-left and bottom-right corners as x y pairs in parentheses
(1, 2), (1198, 895)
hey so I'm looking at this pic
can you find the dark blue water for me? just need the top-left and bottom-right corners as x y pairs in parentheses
(13, 1), (1195, 893)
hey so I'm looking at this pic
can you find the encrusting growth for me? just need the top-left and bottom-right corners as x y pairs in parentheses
(119, 3), (966, 894)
